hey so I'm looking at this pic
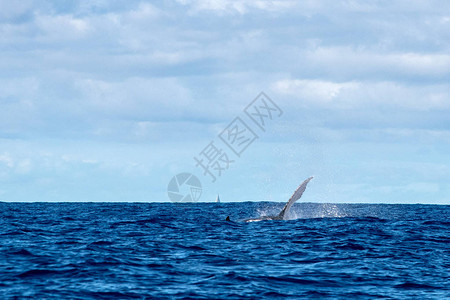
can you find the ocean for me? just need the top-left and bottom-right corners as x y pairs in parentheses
(1, 202), (449, 299)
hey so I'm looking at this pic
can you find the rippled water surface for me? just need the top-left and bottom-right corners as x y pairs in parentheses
(1, 202), (449, 299)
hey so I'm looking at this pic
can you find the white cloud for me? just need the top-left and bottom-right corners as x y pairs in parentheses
(273, 79), (358, 104)
(176, 0), (297, 14)
(0, 0), (34, 22)
(377, 182), (440, 194)
(75, 77), (193, 119)
(0, 0), (449, 202)
(304, 47), (450, 79)
(0, 77), (39, 104)
(0, 153), (14, 168)
(0, 153), (32, 175)
(35, 14), (90, 40)
(272, 79), (450, 111)
(126, 2), (160, 20)
(16, 158), (32, 174)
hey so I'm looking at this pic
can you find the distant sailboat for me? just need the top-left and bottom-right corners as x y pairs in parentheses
(216, 194), (220, 203)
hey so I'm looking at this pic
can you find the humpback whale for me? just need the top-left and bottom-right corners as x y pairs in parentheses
(237, 176), (313, 222)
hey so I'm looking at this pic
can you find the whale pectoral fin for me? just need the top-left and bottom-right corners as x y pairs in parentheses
(277, 176), (313, 220)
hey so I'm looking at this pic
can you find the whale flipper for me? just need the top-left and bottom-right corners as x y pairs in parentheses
(243, 176), (313, 222)
(277, 176), (313, 220)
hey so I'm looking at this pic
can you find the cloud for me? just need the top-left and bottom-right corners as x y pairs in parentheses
(35, 14), (90, 41)
(0, 0), (36, 23)
(0, 153), (14, 168)
(273, 79), (359, 104)
(304, 47), (450, 80)
(272, 78), (450, 112)
(75, 77), (192, 118)
(380, 182), (440, 194)
(175, 0), (297, 14)
(0, 0), (449, 203)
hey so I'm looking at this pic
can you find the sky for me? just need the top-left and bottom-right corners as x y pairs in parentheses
(0, 0), (449, 204)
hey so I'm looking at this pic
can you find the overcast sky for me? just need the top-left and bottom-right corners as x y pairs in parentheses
(0, 0), (449, 203)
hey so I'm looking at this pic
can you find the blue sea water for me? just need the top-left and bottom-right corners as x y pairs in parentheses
(0, 202), (449, 299)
